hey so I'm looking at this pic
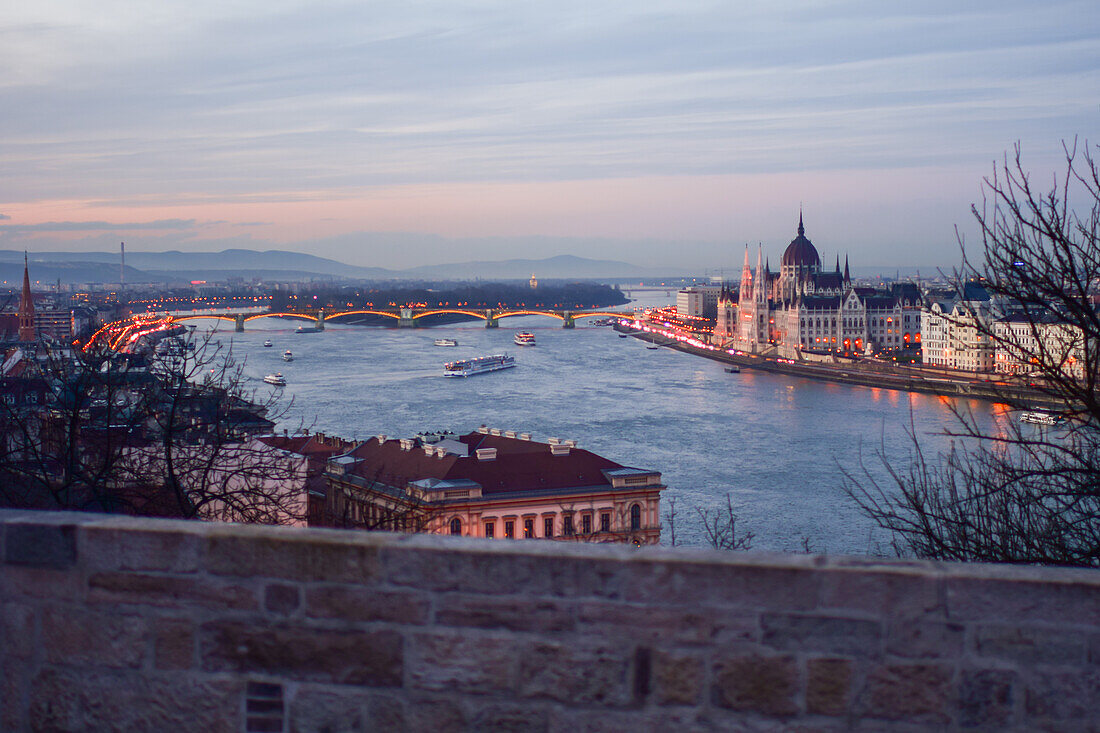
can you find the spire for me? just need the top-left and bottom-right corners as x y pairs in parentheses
(754, 245), (766, 303)
(18, 251), (35, 343)
(835, 255), (840, 274)
(843, 255), (850, 283)
(798, 208), (805, 238)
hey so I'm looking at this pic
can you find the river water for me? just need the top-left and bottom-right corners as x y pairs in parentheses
(191, 296), (1009, 553)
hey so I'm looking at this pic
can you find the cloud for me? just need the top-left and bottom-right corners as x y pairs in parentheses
(0, 219), (197, 233)
(0, 214), (9, 220)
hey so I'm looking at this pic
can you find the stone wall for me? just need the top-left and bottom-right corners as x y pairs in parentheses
(1, 509), (1097, 732)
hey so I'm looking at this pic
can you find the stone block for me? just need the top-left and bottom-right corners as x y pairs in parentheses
(206, 534), (380, 583)
(1, 602), (36, 660)
(761, 613), (881, 658)
(306, 586), (429, 625)
(4, 522), (76, 568)
(626, 562), (820, 612)
(435, 595), (574, 633)
(408, 633), (518, 695)
(2, 665), (26, 732)
(405, 697), (467, 733)
(201, 620), (402, 687)
(975, 625), (1086, 666)
(946, 576), (1100, 626)
(0, 565), (83, 601)
(1025, 669), (1100, 722)
(472, 704), (550, 732)
(154, 618), (194, 670)
(862, 663), (951, 723)
(41, 606), (147, 669)
(711, 654), (798, 717)
(885, 619), (965, 659)
(82, 525), (201, 573)
(381, 547), (551, 596)
(806, 658), (852, 716)
(653, 650), (704, 706)
(287, 685), (370, 733)
(957, 668), (1016, 730)
(265, 583), (301, 615)
(819, 568), (943, 618)
(89, 571), (258, 611)
(517, 641), (631, 706)
(576, 601), (756, 645)
(29, 667), (241, 732)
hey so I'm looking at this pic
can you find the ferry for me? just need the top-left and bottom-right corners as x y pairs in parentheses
(263, 340), (273, 348)
(283, 350), (294, 362)
(444, 354), (516, 377)
(1019, 411), (1061, 425)
(295, 326), (321, 334)
(263, 373), (287, 387)
(513, 331), (536, 346)
(724, 365), (741, 374)
(434, 338), (459, 347)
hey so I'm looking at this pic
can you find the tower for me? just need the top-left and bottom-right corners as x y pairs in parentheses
(18, 252), (35, 343)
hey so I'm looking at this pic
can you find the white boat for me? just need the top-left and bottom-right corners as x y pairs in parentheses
(283, 350), (294, 362)
(263, 373), (287, 386)
(724, 365), (741, 373)
(646, 344), (660, 350)
(1020, 411), (1061, 425)
(514, 331), (536, 346)
(434, 338), (459, 347)
(444, 354), (516, 377)
(263, 340), (273, 347)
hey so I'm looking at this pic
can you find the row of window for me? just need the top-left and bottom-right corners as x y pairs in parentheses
(449, 504), (644, 538)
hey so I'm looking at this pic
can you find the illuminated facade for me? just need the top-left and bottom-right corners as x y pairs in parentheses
(714, 215), (922, 356)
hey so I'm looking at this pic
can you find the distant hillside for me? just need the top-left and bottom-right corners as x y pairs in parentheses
(2, 249), (659, 284)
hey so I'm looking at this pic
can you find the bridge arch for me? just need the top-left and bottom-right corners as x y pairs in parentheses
(241, 312), (320, 323)
(412, 309), (488, 321)
(492, 310), (565, 321)
(323, 310), (401, 321)
(173, 314), (238, 323)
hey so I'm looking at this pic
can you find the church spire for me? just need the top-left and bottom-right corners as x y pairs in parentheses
(843, 254), (850, 284)
(18, 251), (35, 343)
(797, 208), (805, 238)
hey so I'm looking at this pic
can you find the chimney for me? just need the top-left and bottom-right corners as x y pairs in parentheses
(504, 430), (516, 438)
(550, 444), (571, 456)
(548, 437), (561, 445)
(490, 428), (502, 436)
(400, 438), (414, 451)
(477, 426), (489, 434)
(476, 447), (497, 461)
(564, 439), (577, 448)
(519, 433), (532, 441)
(376, 434), (388, 444)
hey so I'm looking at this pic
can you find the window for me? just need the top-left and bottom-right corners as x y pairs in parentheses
(504, 520), (515, 539)
(563, 515), (574, 536)
(600, 513), (610, 532)
(582, 515), (592, 535)
(449, 518), (461, 536)
(544, 517), (553, 538)
(484, 521), (495, 538)
(523, 519), (534, 539)
(630, 504), (641, 531)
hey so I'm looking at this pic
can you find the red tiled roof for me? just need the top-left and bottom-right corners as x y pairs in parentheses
(345, 431), (623, 494)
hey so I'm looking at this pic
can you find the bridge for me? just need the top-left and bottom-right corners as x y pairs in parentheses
(166, 307), (631, 332)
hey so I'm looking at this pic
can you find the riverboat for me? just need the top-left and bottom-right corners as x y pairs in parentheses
(283, 350), (294, 362)
(1019, 411), (1061, 425)
(295, 326), (321, 334)
(434, 338), (459, 347)
(263, 340), (273, 347)
(724, 365), (741, 373)
(444, 354), (516, 377)
(263, 373), (287, 386)
(646, 344), (660, 350)
(513, 331), (536, 346)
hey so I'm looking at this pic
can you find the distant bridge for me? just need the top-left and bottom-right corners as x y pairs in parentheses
(166, 307), (631, 332)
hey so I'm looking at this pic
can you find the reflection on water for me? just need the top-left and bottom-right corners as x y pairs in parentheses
(187, 314), (1001, 553)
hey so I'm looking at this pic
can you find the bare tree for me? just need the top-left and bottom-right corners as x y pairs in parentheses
(695, 493), (754, 551)
(0, 329), (307, 524)
(846, 140), (1100, 567)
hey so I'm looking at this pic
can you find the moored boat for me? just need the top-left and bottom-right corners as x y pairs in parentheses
(263, 373), (287, 386)
(724, 365), (741, 373)
(444, 354), (516, 377)
(434, 338), (459, 347)
(295, 326), (321, 334)
(513, 331), (536, 346)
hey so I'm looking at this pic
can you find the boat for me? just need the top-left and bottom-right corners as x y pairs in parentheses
(513, 331), (536, 346)
(263, 373), (287, 386)
(283, 350), (294, 362)
(724, 365), (741, 373)
(590, 317), (615, 326)
(263, 340), (273, 347)
(618, 333), (629, 338)
(434, 338), (459, 347)
(1020, 411), (1061, 425)
(444, 354), (516, 377)
(295, 326), (321, 334)
(646, 344), (660, 350)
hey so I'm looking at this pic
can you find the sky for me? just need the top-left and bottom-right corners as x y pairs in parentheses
(1, 0), (1098, 273)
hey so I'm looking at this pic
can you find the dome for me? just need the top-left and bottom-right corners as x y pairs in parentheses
(781, 213), (821, 270)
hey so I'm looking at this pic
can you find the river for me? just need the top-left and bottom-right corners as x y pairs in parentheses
(189, 296), (1009, 553)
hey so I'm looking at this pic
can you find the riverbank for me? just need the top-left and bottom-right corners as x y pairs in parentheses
(617, 321), (1065, 410)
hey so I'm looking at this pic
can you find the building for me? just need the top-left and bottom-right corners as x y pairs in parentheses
(921, 284), (996, 371)
(714, 214), (922, 356)
(676, 285), (723, 319)
(993, 313), (1089, 380)
(324, 427), (665, 544)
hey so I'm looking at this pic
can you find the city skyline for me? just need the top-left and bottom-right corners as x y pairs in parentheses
(1, 1), (1097, 271)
